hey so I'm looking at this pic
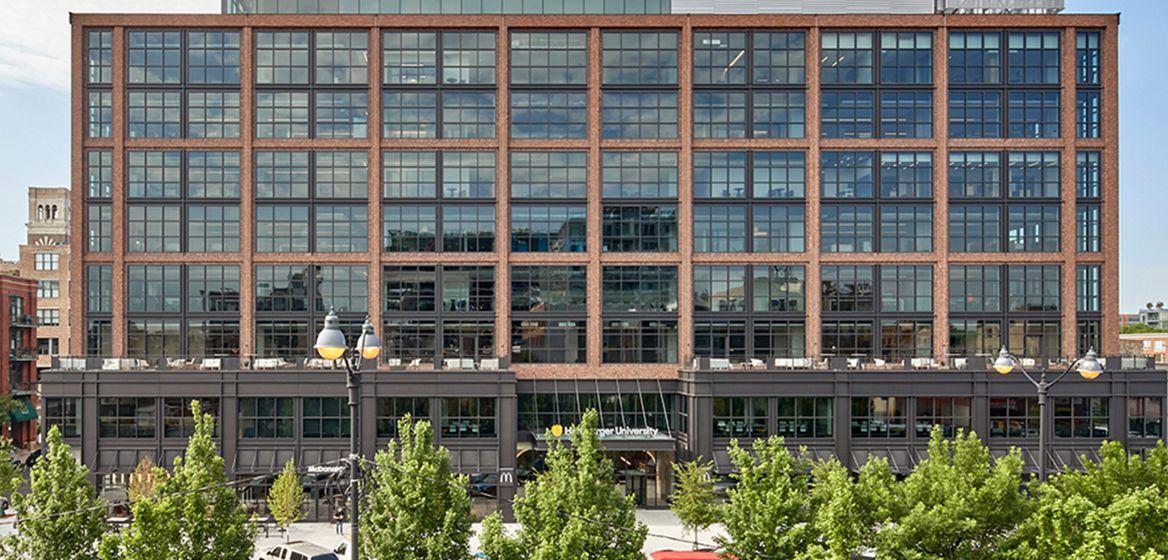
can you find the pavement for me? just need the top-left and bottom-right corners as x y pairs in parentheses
(253, 509), (729, 559)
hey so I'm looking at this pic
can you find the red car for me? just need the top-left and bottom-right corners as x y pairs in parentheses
(648, 552), (728, 560)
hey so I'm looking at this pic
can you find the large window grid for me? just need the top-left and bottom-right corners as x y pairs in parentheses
(254, 265), (370, 359)
(948, 151), (1061, 254)
(948, 30), (1060, 139)
(821, 265), (933, 359)
(510, 266), (587, 363)
(380, 150), (495, 253)
(693, 265), (806, 360)
(255, 30), (370, 139)
(820, 31), (933, 139)
(692, 30), (806, 139)
(382, 31), (496, 139)
(123, 264), (242, 358)
(380, 266), (496, 362)
(821, 151), (933, 253)
(509, 31), (588, 139)
(948, 264), (1062, 358)
(253, 150), (370, 253)
(693, 151), (806, 253)
(601, 31), (678, 139)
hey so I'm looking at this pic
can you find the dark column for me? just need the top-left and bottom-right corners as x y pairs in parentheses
(497, 390), (517, 522)
(834, 376), (851, 468)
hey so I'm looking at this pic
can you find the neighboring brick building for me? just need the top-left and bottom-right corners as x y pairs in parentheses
(44, 0), (1154, 520)
(18, 187), (72, 369)
(0, 275), (38, 447)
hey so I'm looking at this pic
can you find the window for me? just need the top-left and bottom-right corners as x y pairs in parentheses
(315, 205), (369, 252)
(510, 31), (588, 85)
(442, 91), (495, 138)
(851, 397), (907, 438)
(879, 90), (932, 138)
(510, 205), (586, 252)
(256, 31), (310, 84)
(820, 204), (873, 253)
(442, 152), (496, 198)
(693, 32), (806, 138)
(187, 265), (241, 312)
(880, 152), (932, 199)
(442, 205), (495, 252)
(1077, 204), (1101, 253)
(382, 91), (437, 138)
(949, 320), (1001, 357)
(255, 91), (310, 138)
(880, 320), (933, 360)
(187, 91), (241, 138)
(694, 265), (806, 360)
(511, 91), (586, 139)
(37, 280), (60, 299)
(1009, 152), (1060, 199)
(127, 265), (182, 313)
(821, 32), (874, 85)
(86, 30), (113, 84)
(86, 265), (113, 313)
(694, 206), (746, 253)
(712, 397), (768, 438)
(255, 205), (310, 252)
(129, 151), (182, 198)
(511, 152), (587, 199)
(694, 321), (748, 360)
(87, 205), (112, 252)
(127, 205), (182, 252)
(383, 151), (437, 198)
(44, 398), (81, 438)
(753, 91), (806, 138)
(820, 91), (874, 138)
(694, 266), (746, 312)
(694, 91), (746, 139)
(1008, 320), (1061, 358)
(1077, 151), (1102, 199)
(602, 31), (678, 85)
(316, 91), (369, 138)
(1076, 265), (1101, 313)
(601, 91), (679, 138)
(255, 265), (312, 312)
(188, 151), (241, 198)
(441, 32), (496, 85)
(383, 266), (437, 312)
(187, 320), (241, 357)
(949, 152), (1001, 198)
(822, 320), (874, 356)
(1077, 319), (1101, 356)
(948, 205), (1001, 252)
(753, 265), (806, 313)
(916, 397), (972, 437)
(318, 265), (369, 313)
(440, 398), (497, 438)
(602, 152), (677, 199)
(34, 253), (59, 271)
(1007, 265), (1061, 312)
(1007, 31), (1060, 85)
(86, 150), (113, 199)
(601, 206), (679, 252)
(383, 31), (436, 85)
(442, 266), (495, 312)
(316, 31), (368, 84)
(87, 91), (112, 138)
(755, 151), (805, 198)
(1076, 90), (1102, 139)
(603, 266), (678, 312)
(753, 31), (806, 85)
(239, 397), (295, 438)
(37, 309), (60, 327)
(754, 321), (806, 359)
(879, 205), (933, 253)
(775, 399), (831, 439)
(377, 398), (431, 438)
(879, 265), (932, 313)
(1054, 397), (1109, 438)
(188, 205), (241, 252)
(187, 31), (241, 84)
(990, 397), (1039, 438)
(128, 31), (182, 84)
(1007, 91), (1060, 138)
(511, 320), (586, 364)
(822, 152), (874, 199)
(256, 151), (310, 198)
(693, 31), (747, 85)
(163, 399), (220, 438)
(949, 91), (1001, 138)
(1077, 31), (1101, 85)
(880, 32), (933, 84)
(383, 205), (437, 252)
(316, 151), (368, 199)
(948, 32), (1001, 85)
(255, 320), (310, 358)
(509, 265), (587, 314)
(753, 205), (806, 253)
(99, 398), (156, 439)
(821, 265), (874, 312)
(949, 265), (1002, 313)
(128, 91), (183, 138)
(86, 320), (112, 357)
(1129, 398), (1163, 439)
(1007, 205), (1060, 252)
(303, 397), (351, 438)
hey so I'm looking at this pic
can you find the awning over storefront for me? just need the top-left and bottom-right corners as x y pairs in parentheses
(9, 398), (36, 423)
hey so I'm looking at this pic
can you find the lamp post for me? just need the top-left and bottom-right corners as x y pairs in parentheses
(992, 347), (1103, 481)
(315, 308), (380, 559)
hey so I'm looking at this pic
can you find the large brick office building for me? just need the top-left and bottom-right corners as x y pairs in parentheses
(43, 0), (1158, 519)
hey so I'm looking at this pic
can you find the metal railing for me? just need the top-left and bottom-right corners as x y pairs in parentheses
(49, 355), (511, 373)
(686, 354), (1159, 372)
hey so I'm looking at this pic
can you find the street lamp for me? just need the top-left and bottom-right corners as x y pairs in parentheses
(315, 308), (380, 558)
(992, 347), (1103, 481)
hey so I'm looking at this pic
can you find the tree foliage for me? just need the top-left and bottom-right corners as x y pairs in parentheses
(801, 456), (895, 560)
(267, 459), (304, 541)
(480, 409), (647, 560)
(7, 426), (106, 560)
(716, 436), (814, 560)
(98, 400), (255, 560)
(360, 414), (473, 560)
(127, 456), (162, 503)
(0, 436), (23, 504)
(670, 458), (719, 549)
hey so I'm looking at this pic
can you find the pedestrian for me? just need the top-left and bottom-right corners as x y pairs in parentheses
(333, 503), (345, 535)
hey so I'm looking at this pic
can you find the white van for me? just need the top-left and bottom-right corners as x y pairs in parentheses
(261, 541), (341, 560)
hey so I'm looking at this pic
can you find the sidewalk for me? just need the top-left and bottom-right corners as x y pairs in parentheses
(254, 509), (729, 558)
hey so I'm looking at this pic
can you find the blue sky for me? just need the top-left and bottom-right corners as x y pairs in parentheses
(0, 0), (1157, 311)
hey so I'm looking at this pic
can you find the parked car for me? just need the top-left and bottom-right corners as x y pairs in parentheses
(261, 541), (341, 560)
(648, 551), (727, 560)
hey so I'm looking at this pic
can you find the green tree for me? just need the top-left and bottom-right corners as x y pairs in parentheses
(670, 458), (719, 549)
(0, 436), (23, 506)
(716, 436), (814, 560)
(876, 428), (1029, 560)
(127, 456), (163, 503)
(99, 400), (255, 560)
(801, 456), (895, 560)
(360, 414), (473, 560)
(1008, 442), (1168, 559)
(267, 459), (304, 542)
(480, 409), (647, 560)
(7, 426), (106, 560)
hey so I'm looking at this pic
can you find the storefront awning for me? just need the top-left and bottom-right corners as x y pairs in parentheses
(9, 398), (36, 423)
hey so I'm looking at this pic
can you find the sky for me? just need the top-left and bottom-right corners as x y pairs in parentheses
(0, 0), (1159, 311)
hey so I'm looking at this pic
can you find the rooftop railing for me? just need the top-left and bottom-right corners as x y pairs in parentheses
(685, 354), (1159, 372)
(50, 355), (511, 373)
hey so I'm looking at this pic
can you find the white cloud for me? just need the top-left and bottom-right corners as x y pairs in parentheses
(0, 0), (220, 91)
